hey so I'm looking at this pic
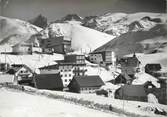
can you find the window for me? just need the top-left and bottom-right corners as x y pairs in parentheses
(69, 74), (71, 77)
(64, 79), (67, 82)
(65, 74), (67, 77)
(69, 79), (71, 82)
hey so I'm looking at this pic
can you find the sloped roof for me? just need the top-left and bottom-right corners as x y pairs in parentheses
(120, 85), (146, 97)
(9, 64), (34, 73)
(39, 64), (59, 70)
(73, 75), (104, 87)
(34, 74), (63, 90)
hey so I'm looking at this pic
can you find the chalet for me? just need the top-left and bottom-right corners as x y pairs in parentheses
(6, 64), (34, 85)
(68, 75), (104, 93)
(40, 36), (71, 54)
(39, 64), (59, 74)
(119, 54), (140, 78)
(115, 84), (147, 102)
(58, 54), (87, 87)
(34, 73), (63, 91)
(89, 50), (116, 65)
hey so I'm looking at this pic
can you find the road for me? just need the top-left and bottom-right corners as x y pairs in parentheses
(0, 88), (121, 117)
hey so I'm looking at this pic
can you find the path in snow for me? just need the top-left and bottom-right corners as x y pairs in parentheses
(0, 88), (120, 117)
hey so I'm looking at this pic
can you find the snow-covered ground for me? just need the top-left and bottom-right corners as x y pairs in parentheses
(19, 86), (167, 117)
(41, 89), (167, 117)
(0, 88), (120, 117)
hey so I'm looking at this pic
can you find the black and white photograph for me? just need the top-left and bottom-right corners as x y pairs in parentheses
(0, 0), (167, 117)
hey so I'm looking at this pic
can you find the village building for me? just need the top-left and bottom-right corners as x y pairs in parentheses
(58, 54), (87, 87)
(39, 36), (71, 54)
(12, 43), (32, 54)
(39, 64), (59, 74)
(89, 50), (116, 65)
(12, 42), (42, 55)
(34, 73), (63, 91)
(6, 64), (34, 85)
(114, 81), (163, 103)
(68, 75), (104, 93)
(118, 54), (140, 78)
(115, 84), (147, 102)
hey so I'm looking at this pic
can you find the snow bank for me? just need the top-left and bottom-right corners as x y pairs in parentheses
(147, 93), (159, 104)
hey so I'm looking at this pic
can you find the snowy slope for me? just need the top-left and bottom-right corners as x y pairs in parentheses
(0, 16), (42, 47)
(22, 87), (167, 117)
(71, 25), (115, 53)
(41, 22), (115, 53)
(0, 88), (118, 117)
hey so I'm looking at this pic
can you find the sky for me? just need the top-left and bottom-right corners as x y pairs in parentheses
(0, 0), (166, 22)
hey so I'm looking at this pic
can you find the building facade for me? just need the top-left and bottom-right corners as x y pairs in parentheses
(58, 54), (87, 87)
(12, 42), (42, 54)
(12, 43), (32, 54)
(40, 36), (71, 54)
(89, 51), (116, 65)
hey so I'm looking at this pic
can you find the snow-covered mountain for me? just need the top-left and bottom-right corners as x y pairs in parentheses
(0, 16), (42, 49)
(83, 12), (167, 36)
